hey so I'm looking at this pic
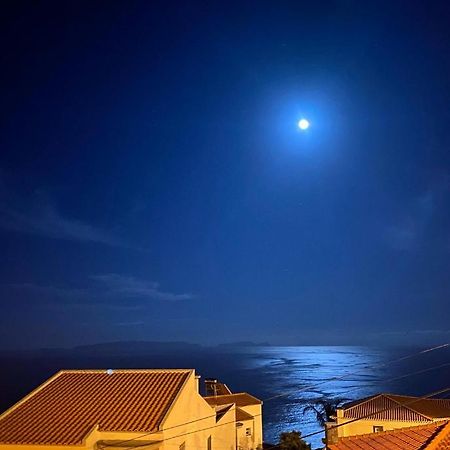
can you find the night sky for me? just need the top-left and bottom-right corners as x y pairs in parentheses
(1, 1), (449, 350)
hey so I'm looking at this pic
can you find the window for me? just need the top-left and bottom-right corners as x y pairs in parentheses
(207, 435), (212, 450)
(245, 427), (252, 437)
(373, 426), (384, 433)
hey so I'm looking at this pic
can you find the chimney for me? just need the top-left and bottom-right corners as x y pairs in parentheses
(195, 375), (201, 393)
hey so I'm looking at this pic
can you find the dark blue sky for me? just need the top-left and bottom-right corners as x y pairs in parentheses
(1, 1), (449, 349)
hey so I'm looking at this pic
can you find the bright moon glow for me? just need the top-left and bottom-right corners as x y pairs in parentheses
(298, 118), (310, 130)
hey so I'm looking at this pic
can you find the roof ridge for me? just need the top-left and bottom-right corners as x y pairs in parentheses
(387, 394), (435, 421)
(0, 369), (193, 445)
(385, 393), (418, 398)
(59, 368), (194, 373)
(343, 392), (443, 407)
(386, 393), (450, 403)
(343, 393), (447, 422)
(342, 393), (384, 410)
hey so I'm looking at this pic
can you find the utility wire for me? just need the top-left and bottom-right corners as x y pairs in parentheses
(109, 387), (450, 450)
(319, 361), (450, 401)
(98, 413), (261, 450)
(96, 413), (217, 449)
(97, 343), (449, 450)
(265, 386), (450, 450)
(264, 343), (450, 401)
(303, 386), (450, 440)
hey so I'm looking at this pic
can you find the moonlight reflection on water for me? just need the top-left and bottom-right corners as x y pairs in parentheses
(0, 345), (448, 450)
(224, 346), (449, 448)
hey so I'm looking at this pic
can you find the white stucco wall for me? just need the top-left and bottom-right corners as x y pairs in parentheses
(161, 371), (236, 450)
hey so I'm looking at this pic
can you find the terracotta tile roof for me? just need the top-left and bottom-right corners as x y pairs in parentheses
(386, 395), (450, 420)
(203, 393), (262, 407)
(0, 369), (192, 445)
(341, 394), (450, 422)
(328, 421), (450, 450)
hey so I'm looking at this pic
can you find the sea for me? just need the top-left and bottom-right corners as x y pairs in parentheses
(1, 345), (449, 449)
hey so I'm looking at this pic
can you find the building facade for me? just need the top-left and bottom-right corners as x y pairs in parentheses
(326, 393), (450, 445)
(204, 392), (263, 450)
(0, 369), (261, 450)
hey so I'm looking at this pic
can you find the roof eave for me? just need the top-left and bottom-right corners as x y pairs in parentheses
(0, 370), (65, 421)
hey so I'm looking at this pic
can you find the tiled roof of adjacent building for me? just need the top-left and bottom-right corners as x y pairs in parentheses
(0, 369), (192, 445)
(203, 393), (262, 407)
(328, 421), (450, 450)
(341, 394), (450, 422)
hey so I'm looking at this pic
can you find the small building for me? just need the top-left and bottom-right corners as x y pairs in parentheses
(327, 420), (450, 449)
(326, 393), (450, 445)
(0, 369), (251, 450)
(204, 392), (263, 450)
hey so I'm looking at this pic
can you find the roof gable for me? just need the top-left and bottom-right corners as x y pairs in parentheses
(386, 395), (450, 420)
(342, 394), (450, 422)
(0, 369), (192, 445)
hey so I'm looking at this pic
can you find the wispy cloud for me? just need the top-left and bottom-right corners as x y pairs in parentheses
(7, 274), (194, 309)
(0, 203), (130, 247)
(91, 274), (195, 302)
(1, 207), (126, 246)
(0, 183), (131, 248)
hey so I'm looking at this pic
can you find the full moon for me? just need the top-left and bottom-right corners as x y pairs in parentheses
(298, 118), (310, 130)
